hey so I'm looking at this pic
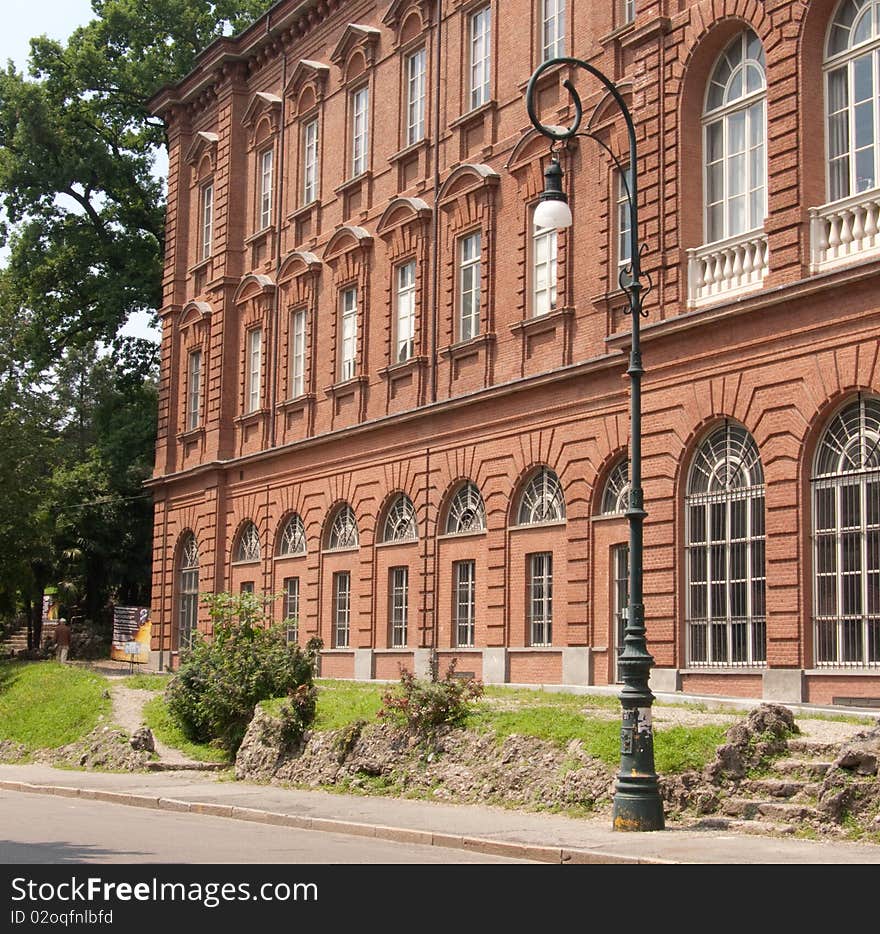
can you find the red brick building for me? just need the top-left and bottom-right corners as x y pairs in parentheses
(147, 0), (880, 704)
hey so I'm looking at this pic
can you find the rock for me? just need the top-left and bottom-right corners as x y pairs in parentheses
(703, 704), (797, 783)
(0, 740), (28, 763)
(129, 727), (155, 753)
(38, 725), (152, 772)
(831, 725), (880, 776)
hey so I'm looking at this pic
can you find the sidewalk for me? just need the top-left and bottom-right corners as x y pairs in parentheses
(2, 763), (879, 864)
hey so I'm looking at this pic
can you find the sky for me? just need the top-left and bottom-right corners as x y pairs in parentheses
(2, 0), (162, 343)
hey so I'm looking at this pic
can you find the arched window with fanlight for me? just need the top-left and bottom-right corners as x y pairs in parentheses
(233, 521), (261, 563)
(276, 514), (306, 557)
(516, 467), (565, 525)
(703, 30), (767, 244)
(812, 396), (880, 668)
(445, 482), (486, 534)
(381, 494), (418, 543)
(601, 459), (630, 516)
(177, 533), (199, 650)
(685, 423), (766, 667)
(326, 504), (359, 551)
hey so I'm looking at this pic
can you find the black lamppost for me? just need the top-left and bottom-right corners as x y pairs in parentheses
(526, 58), (664, 832)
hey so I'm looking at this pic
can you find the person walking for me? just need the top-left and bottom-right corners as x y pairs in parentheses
(55, 618), (71, 663)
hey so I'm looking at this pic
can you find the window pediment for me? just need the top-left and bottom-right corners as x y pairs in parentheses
(377, 197), (432, 237)
(185, 131), (219, 168)
(234, 273), (276, 304)
(278, 250), (322, 282)
(438, 163), (500, 204)
(285, 59), (330, 105)
(242, 91), (282, 132)
(323, 225), (374, 263)
(331, 24), (381, 69)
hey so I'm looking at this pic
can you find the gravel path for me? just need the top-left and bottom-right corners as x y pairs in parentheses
(107, 679), (196, 766)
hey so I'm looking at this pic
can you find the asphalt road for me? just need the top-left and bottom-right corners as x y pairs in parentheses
(0, 792), (530, 864)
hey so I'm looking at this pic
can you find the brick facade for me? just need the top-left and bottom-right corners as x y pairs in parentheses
(147, 0), (880, 704)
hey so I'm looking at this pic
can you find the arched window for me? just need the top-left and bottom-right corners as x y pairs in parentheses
(178, 534), (199, 650)
(327, 504), (359, 550)
(601, 459), (630, 515)
(516, 467), (565, 524)
(382, 494), (418, 543)
(685, 423), (766, 666)
(277, 514), (306, 557)
(826, 0), (880, 201)
(445, 482), (486, 534)
(703, 30), (767, 243)
(812, 396), (880, 667)
(234, 521), (261, 563)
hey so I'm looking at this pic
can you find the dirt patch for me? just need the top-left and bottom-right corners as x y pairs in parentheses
(35, 725), (153, 772)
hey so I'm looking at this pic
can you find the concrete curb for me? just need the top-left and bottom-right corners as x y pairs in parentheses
(0, 779), (674, 865)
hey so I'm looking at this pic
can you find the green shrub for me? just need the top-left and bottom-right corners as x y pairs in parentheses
(165, 591), (315, 755)
(378, 659), (483, 742)
(274, 682), (318, 748)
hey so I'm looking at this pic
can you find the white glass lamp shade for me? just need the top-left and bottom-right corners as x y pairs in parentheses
(534, 197), (572, 231)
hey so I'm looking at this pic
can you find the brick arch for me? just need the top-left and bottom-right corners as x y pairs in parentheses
(591, 449), (628, 517)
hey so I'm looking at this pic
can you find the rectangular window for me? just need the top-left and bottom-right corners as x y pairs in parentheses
(390, 566), (408, 648)
(186, 349), (201, 431)
(351, 86), (369, 177)
(240, 581), (255, 594)
(469, 6), (491, 110)
(454, 560), (476, 648)
(259, 148), (273, 230)
(617, 167), (633, 286)
(406, 48), (427, 146)
(340, 288), (358, 382)
(623, 0), (636, 24)
(284, 576), (300, 645)
(302, 118), (319, 206)
(290, 308), (306, 398)
(532, 225), (557, 316)
(542, 0), (565, 62)
(396, 261), (416, 362)
(459, 232), (482, 341)
(333, 571), (351, 648)
(179, 569), (198, 650)
(247, 327), (262, 413)
(200, 182), (213, 261)
(613, 543), (629, 682)
(529, 552), (553, 646)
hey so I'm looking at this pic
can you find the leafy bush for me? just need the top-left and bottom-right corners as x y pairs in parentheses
(378, 659), (483, 742)
(275, 682), (318, 748)
(165, 591), (315, 755)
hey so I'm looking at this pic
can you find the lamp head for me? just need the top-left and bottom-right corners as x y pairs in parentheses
(534, 155), (572, 230)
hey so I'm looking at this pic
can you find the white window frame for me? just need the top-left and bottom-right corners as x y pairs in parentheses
(623, 0), (636, 25)
(186, 349), (201, 432)
(396, 261), (416, 363)
(454, 560), (476, 648)
(302, 118), (319, 206)
(532, 224), (557, 317)
(340, 287), (358, 382)
(351, 86), (370, 178)
(541, 0), (566, 62)
(247, 327), (262, 413)
(469, 6), (491, 111)
(617, 168), (632, 272)
(200, 181), (213, 261)
(284, 576), (300, 645)
(529, 552), (553, 646)
(390, 566), (409, 648)
(333, 571), (351, 648)
(178, 536), (199, 651)
(290, 308), (306, 399)
(406, 48), (427, 146)
(259, 147), (274, 231)
(458, 231), (482, 342)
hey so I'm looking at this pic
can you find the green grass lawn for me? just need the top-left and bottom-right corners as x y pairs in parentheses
(123, 673), (171, 691)
(141, 695), (231, 763)
(0, 660), (111, 750)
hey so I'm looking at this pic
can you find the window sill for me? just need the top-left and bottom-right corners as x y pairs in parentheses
(507, 520), (566, 532)
(322, 647), (355, 654)
(389, 138), (430, 166)
(230, 560), (260, 567)
(187, 256), (213, 277)
(234, 408), (269, 426)
(439, 332), (496, 360)
(378, 355), (427, 379)
(177, 426), (205, 445)
(375, 537), (419, 550)
(449, 99), (497, 131)
(288, 200), (320, 222)
(442, 647), (481, 653)
(244, 227), (274, 246)
(322, 547), (359, 555)
(804, 668), (880, 676)
(516, 61), (569, 95)
(598, 20), (637, 47)
(680, 668), (767, 675)
(276, 392), (315, 414)
(272, 552), (307, 561)
(508, 646), (558, 653)
(436, 529), (487, 542)
(510, 305), (574, 337)
(334, 171), (372, 198)
(324, 376), (368, 399)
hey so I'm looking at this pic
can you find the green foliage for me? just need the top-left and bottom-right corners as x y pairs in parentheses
(378, 661), (484, 741)
(273, 683), (319, 748)
(164, 591), (315, 755)
(141, 694), (229, 763)
(125, 672), (171, 691)
(0, 660), (111, 749)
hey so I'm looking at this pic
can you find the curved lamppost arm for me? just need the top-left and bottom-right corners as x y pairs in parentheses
(525, 57), (664, 832)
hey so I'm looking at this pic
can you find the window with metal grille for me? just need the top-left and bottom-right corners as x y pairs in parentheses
(517, 467), (565, 524)
(389, 567), (408, 648)
(826, 0), (880, 201)
(685, 423), (766, 667)
(445, 482), (486, 534)
(396, 261), (416, 362)
(601, 459), (629, 515)
(529, 552), (553, 646)
(302, 118), (319, 206)
(382, 494), (418, 543)
(284, 576), (300, 645)
(234, 522), (261, 563)
(333, 571), (351, 648)
(290, 308), (306, 398)
(703, 30), (766, 243)
(327, 505), (359, 551)
(454, 560), (476, 647)
(186, 350), (201, 431)
(277, 514), (306, 557)
(469, 6), (491, 110)
(340, 287), (358, 381)
(351, 86), (369, 177)
(532, 224), (557, 316)
(406, 48), (426, 146)
(178, 534), (199, 650)
(259, 147), (273, 230)
(541, 0), (565, 62)
(458, 232), (481, 341)
(813, 395), (880, 668)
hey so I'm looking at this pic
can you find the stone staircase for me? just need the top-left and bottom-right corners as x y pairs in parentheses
(691, 737), (872, 837)
(0, 624), (30, 657)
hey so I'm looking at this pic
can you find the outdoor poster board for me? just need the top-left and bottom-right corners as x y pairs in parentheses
(110, 606), (151, 664)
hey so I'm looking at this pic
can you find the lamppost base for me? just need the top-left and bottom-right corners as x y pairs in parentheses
(612, 780), (665, 832)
